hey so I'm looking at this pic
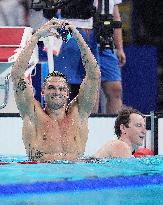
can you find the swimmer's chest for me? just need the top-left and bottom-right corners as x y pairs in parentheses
(23, 108), (87, 153)
(34, 113), (83, 146)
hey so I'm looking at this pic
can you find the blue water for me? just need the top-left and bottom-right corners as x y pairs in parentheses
(0, 155), (163, 205)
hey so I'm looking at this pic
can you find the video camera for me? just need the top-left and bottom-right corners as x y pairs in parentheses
(94, 14), (122, 52)
(30, 0), (71, 11)
(93, 14), (115, 52)
(30, 0), (96, 19)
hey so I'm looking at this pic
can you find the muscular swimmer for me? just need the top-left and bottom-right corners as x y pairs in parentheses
(11, 18), (100, 162)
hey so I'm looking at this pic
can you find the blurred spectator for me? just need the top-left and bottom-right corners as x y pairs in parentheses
(0, 0), (26, 26)
(94, 0), (126, 114)
(28, 9), (47, 31)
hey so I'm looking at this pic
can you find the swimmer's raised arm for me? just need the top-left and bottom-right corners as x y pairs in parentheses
(11, 18), (62, 118)
(64, 22), (101, 118)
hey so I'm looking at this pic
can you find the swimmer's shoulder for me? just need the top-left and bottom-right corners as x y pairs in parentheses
(66, 96), (78, 113)
(94, 139), (115, 158)
(66, 95), (89, 122)
(22, 99), (44, 120)
(95, 139), (132, 158)
(110, 140), (132, 157)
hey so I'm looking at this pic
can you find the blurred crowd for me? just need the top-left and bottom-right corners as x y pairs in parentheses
(0, 0), (28, 26)
(0, 0), (49, 29)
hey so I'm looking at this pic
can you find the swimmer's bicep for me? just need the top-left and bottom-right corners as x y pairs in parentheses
(13, 77), (35, 118)
(78, 77), (98, 116)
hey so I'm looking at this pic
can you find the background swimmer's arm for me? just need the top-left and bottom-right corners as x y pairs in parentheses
(67, 24), (101, 118)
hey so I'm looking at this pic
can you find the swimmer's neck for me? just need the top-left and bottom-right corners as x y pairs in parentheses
(44, 106), (67, 120)
(119, 136), (135, 153)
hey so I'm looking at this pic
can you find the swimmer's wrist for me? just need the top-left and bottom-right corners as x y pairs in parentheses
(33, 32), (41, 41)
(68, 26), (79, 37)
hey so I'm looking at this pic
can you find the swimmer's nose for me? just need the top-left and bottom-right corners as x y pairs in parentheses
(142, 127), (147, 135)
(53, 88), (60, 95)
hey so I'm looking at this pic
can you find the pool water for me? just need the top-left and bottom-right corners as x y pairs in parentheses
(0, 155), (163, 205)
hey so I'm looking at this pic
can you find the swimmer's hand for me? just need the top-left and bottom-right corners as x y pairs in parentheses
(35, 18), (62, 39)
(50, 19), (77, 35)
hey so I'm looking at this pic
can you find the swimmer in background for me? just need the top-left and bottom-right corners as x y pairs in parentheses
(94, 107), (147, 158)
(11, 18), (100, 162)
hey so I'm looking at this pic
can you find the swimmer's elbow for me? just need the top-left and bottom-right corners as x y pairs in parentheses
(11, 66), (19, 82)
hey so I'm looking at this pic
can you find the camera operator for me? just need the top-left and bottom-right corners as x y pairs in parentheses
(94, 0), (126, 114)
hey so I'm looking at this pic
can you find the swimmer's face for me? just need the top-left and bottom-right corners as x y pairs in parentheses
(123, 113), (147, 146)
(42, 76), (69, 109)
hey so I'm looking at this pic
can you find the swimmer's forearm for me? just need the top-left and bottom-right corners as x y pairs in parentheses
(12, 17), (60, 80)
(71, 28), (100, 79)
(11, 33), (40, 80)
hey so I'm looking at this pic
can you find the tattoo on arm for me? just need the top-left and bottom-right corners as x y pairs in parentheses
(16, 78), (27, 92)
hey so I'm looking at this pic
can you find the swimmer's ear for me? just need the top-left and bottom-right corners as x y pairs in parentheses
(120, 124), (126, 133)
(41, 90), (44, 96)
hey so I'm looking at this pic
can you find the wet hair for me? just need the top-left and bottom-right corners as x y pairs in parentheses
(43, 71), (70, 91)
(114, 106), (145, 138)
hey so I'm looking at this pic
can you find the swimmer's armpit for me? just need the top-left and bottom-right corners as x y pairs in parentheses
(16, 78), (27, 93)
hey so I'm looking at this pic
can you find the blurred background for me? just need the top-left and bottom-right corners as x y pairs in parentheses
(119, 0), (163, 114)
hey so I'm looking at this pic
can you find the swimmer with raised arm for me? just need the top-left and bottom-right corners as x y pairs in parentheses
(94, 107), (147, 158)
(11, 18), (100, 162)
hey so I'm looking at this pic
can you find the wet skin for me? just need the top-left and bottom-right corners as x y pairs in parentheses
(11, 18), (100, 162)
(22, 77), (88, 162)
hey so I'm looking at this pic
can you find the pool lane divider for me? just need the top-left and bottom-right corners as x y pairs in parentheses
(0, 161), (38, 165)
(0, 175), (163, 195)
